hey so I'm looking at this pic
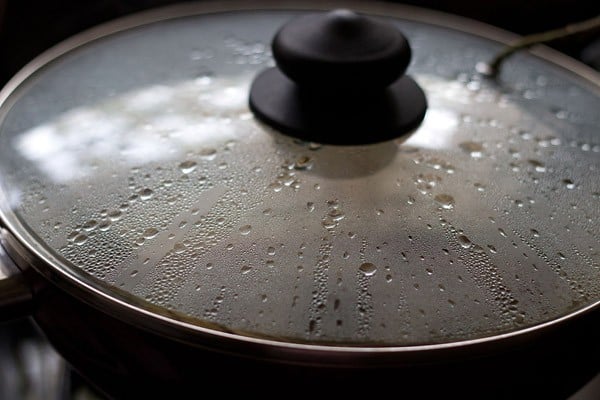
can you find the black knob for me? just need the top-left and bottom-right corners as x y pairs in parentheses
(272, 9), (411, 95)
(249, 9), (427, 145)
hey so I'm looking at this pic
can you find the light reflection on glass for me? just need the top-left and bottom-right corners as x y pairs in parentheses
(403, 76), (467, 150)
(14, 73), (494, 183)
(405, 108), (459, 150)
(14, 77), (250, 184)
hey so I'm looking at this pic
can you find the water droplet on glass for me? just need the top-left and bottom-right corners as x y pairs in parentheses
(143, 227), (159, 239)
(322, 217), (337, 229)
(82, 220), (98, 231)
(359, 262), (377, 276)
(139, 188), (154, 200)
(239, 225), (252, 235)
(179, 160), (198, 174)
(459, 141), (484, 158)
(530, 228), (540, 238)
(241, 265), (252, 274)
(198, 148), (217, 160)
(434, 194), (455, 210)
(268, 182), (283, 192)
(108, 210), (122, 221)
(173, 243), (186, 254)
(457, 235), (472, 248)
(563, 179), (575, 189)
(73, 233), (88, 245)
(294, 155), (313, 170)
(329, 209), (345, 221)
(528, 159), (546, 172)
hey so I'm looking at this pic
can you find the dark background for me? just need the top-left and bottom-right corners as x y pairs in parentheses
(0, 0), (600, 87)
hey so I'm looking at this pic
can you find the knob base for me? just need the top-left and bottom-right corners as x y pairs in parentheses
(249, 67), (427, 145)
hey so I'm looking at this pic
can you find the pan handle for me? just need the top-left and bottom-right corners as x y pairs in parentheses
(0, 237), (33, 321)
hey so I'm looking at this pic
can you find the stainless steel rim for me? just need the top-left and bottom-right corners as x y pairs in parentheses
(0, 0), (598, 365)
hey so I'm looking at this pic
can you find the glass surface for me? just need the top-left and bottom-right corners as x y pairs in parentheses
(0, 10), (598, 345)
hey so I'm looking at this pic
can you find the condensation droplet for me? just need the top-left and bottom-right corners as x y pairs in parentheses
(528, 159), (546, 172)
(359, 262), (377, 276)
(294, 155), (313, 170)
(563, 179), (575, 189)
(143, 227), (159, 239)
(198, 148), (217, 160)
(108, 210), (122, 221)
(179, 160), (198, 174)
(139, 188), (154, 200)
(457, 235), (472, 248)
(530, 228), (540, 238)
(459, 141), (484, 158)
(239, 225), (252, 235)
(241, 265), (252, 274)
(321, 217), (337, 229)
(329, 209), (345, 221)
(73, 233), (88, 245)
(434, 194), (455, 210)
(173, 243), (186, 254)
(268, 182), (283, 192)
(81, 220), (97, 232)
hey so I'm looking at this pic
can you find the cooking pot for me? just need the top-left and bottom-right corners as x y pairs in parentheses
(0, 1), (598, 398)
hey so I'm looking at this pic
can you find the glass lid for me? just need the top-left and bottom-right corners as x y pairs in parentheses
(0, 5), (598, 347)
